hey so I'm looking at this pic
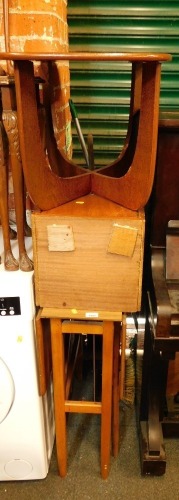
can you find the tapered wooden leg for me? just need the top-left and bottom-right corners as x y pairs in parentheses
(3, 109), (33, 271)
(112, 321), (121, 457)
(101, 321), (114, 479)
(119, 315), (127, 401)
(0, 121), (18, 270)
(50, 318), (67, 477)
(35, 316), (47, 397)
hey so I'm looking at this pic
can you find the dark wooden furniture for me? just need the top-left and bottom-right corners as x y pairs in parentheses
(137, 113), (179, 475)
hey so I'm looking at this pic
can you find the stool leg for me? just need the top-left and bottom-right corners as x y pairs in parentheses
(101, 321), (114, 479)
(50, 318), (67, 477)
(119, 314), (127, 401)
(112, 321), (121, 457)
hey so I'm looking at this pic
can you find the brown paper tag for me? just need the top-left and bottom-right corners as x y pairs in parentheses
(107, 224), (138, 257)
(47, 225), (75, 251)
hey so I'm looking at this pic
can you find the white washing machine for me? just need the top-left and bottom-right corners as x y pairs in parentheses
(0, 231), (55, 480)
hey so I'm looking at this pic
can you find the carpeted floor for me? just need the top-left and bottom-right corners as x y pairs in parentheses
(0, 377), (178, 500)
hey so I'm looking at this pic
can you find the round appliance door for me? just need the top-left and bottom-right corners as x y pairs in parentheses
(0, 358), (15, 424)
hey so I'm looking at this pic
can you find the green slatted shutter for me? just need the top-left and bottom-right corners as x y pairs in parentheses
(68, 1), (179, 167)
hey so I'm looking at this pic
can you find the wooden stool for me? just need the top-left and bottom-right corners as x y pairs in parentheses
(38, 307), (122, 479)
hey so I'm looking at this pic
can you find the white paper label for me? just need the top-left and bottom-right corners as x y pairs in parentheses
(47, 224), (75, 251)
(85, 312), (99, 318)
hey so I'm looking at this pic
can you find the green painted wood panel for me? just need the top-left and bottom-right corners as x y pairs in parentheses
(68, 1), (179, 167)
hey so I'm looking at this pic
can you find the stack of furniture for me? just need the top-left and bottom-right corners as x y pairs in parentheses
(32, 193), (144, 478)
(0, 50), (171, 478)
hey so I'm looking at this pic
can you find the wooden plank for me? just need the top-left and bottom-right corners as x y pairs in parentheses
(40, 307), (122, 321)
(62, 321), (103, 335)
(65, 401), (102, 413)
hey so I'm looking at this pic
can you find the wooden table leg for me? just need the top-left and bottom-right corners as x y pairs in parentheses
(3, 108), (33, 271)
(101, 320), (114, 479)
(0, 121), (18, 270)
(112, 321), (121, 457)
(50, 318), (67, 477)
(119, 315), (127, 401)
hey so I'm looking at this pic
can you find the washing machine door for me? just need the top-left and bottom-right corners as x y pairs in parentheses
(0, 358), (15, 424)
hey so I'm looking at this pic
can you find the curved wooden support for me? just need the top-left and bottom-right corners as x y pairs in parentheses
(90, 62), (142, 188)
(0, 51), (170, 212)
(2, 109), (33, 271)
(0, 121), (19, 270)
(92, 62), (162, 210)
(44, 97), (85, 178)
(14, 60), (91, 211)
(102, 62), (142, 176)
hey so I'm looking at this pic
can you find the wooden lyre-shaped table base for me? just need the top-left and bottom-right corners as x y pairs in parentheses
(0, 51), (171, 212)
